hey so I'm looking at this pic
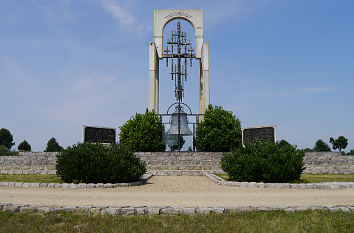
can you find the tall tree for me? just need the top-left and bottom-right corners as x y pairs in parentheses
(277, 140), (292, 148)
(0, 128), (15, 149)
(329, 136), (348, 152)
(18, 140), (31, 151)
(45, 137), (64, 152)
(314, 139), (331, 152)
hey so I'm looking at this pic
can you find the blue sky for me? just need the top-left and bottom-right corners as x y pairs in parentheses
(1, 0), (353, 152)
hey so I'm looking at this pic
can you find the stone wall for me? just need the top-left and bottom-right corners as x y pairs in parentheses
(135, 152), (224, 175)
(0, 151), (353, 175)
(303, 152), (354, 174)
(0, 152), (58, 174)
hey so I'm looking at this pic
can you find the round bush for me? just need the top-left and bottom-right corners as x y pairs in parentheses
(196, 105), (242, 152)
(56, 143), (146, 183)
(221, 141), (304, 183)
(119, 110), (165, 152)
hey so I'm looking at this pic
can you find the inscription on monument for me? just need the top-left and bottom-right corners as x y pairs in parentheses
(165, 12), (192, 20)
(83, 126), (116, 144)
(242, 126), (276, 144)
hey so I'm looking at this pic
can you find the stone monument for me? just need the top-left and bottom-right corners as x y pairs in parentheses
(242, 126), (276, 144)
(83, 125), (116, 144)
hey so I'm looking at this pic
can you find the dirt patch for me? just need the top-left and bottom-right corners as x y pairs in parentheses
(1, 176), (353, 207)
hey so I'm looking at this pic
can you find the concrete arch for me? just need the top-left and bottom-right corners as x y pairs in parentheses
(154, 9), (204, 59)
(148, 9), (209, 115)
(163, 17), (195, 30)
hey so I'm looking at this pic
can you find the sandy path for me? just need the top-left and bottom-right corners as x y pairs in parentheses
(0, 176), (353, 208)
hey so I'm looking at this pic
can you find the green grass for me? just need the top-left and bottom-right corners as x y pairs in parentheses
(0, 210), (352, 233)
(215, 173), (354, 183)
(300, 174), (354, 183)
(0, 174), (63, 183)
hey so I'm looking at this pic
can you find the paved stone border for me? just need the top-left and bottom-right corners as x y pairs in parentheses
(205, 173), (354, 189)
(0, 170), (225, 176)
(0, 203), (353, 215)
(0, 174), (152, 189)
(148, 170), (223, 176)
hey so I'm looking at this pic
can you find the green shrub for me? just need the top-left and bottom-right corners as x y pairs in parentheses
(56, 143), (146, 183)
(119, 110), (165, 152)
(45, 137), (64, 152)
(18, 140), (31, 151)
(0, 128), (15, 149)
(221, 141), (304, 183)
(0, 145), (11, 156)
(196, 105), (242, 152)
(0, 145), (18, 156)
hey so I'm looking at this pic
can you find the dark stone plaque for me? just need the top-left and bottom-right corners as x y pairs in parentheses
(84, 126), (116, 144)
(242, 126), (275, 144)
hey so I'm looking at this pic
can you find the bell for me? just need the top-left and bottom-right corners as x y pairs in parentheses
(167, 106), (193, 136)
(165, 134), (179, 148)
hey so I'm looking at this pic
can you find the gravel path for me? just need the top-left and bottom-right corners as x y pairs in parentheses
(1, 176), (353, 208)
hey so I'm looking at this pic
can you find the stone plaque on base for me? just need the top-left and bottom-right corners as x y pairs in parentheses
(242, 126), (276, 144)
(83, 126), (116, 144)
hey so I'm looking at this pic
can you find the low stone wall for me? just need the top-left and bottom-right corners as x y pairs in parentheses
(135, 152), (224, 175)
(206, 173), (354, 189)
(303, 152), (354, 174)
(1, 203), (353, 215)
(0, 151), (353, 175)
(0, 152), (58, 174)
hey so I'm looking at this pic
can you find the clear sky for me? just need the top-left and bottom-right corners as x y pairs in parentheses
(1, 0), (353, 152)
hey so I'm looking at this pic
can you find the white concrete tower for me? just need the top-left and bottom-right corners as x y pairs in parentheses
(148, 9), (210, 114)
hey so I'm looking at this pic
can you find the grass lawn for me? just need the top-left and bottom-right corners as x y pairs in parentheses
(0, 210), (352, 233)
(215, 173), (354, 183)
(0, 174), (62, 183)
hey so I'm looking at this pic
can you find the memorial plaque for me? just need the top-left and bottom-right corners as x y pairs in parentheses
(242, 126), (276, 144)
(83, 126), (116, 144)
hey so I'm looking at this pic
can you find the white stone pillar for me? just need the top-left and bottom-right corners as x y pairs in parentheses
(155, 60), (159, 113)
(199, 62), (204, 114)
(201, 42), (210, 112)
(148, 42), (159, 112)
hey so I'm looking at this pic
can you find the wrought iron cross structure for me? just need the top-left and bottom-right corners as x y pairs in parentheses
(160, 21), (196, 151)
(163, 21), (195, 102)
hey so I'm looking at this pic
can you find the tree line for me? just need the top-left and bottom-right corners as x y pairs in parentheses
(0, 128), (64, 155)
(302, 136), (353, 155)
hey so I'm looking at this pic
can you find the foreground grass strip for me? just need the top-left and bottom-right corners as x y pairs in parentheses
(215, 173), (354, 183)
(0, 174), (63, 183)
(0, 210), (353, 233)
